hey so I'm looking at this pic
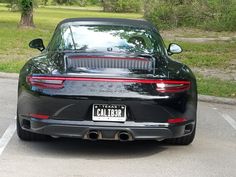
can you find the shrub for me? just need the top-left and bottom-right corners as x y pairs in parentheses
(144, 0), (236, 31)
(204, 0), (236, 31)
(52, 0), (85, 6)
(102, 0), (142, 13)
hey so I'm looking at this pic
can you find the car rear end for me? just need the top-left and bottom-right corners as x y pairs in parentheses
(17, 53), (197, 142)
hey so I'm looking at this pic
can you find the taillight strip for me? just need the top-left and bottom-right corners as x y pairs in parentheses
(27, 76), (190, 92)
(156, 83), (190, 93)
(27, 76), (64, 89)
(27, 76), (190, 84)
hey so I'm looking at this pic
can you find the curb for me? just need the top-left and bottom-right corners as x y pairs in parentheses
(0, 72), (18, 79)
(198, 95), (236, 105)
(1, 72), (236, 105)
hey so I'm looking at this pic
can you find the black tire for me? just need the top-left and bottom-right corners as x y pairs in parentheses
(17, 117), (49, 141)
(164, 125), (196, 145)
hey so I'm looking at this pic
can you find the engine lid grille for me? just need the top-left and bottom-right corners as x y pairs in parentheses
(66, 55), (153, 71)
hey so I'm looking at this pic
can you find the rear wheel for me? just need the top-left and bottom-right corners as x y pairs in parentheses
(164, 125), (196, 145)
(17, 116), (49, 141)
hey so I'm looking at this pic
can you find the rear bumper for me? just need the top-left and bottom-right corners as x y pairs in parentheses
(19, 116), (195, 141)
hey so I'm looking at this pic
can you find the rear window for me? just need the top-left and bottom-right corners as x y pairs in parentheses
(48, 23), (165, 55)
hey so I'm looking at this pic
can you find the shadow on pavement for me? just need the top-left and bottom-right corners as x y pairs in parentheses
(18, 138), (169, 159)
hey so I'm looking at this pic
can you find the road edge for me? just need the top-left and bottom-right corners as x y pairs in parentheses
(0, 72), (19, 80)
(198, 95), (236, 105)
(1, 72), (236, 105)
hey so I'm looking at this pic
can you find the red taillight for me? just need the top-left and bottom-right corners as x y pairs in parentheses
(27, 76), (190, 92)
(168, 118), (187, 124)
(27, 76), (64, 89)
(30, 114), (49, 119)
(156, 80), (190, 93)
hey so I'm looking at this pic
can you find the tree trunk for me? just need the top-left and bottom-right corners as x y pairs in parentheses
(19, 9), (35, 28)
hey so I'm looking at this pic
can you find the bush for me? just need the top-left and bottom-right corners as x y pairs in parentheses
(102, 0), (142, 12)
(144, 0), (236, 31)
(87, 0), (100, 5)
(52, 0), (100, 6)
(204, 0), (236, 31)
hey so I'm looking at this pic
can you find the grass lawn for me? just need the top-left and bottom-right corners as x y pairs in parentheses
(196, 75), (236, 98)
(169, 41), (236, 68)
(0, 5), (235, 98)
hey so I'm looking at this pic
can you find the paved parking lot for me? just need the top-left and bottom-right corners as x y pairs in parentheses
(0, 78), (235, 177)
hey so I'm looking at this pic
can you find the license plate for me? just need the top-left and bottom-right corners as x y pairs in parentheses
(92, 104), (126, 122)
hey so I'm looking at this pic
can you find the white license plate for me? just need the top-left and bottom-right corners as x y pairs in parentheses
(92, 104), (126, 122)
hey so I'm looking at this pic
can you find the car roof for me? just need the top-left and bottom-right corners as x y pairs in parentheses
(57, 18), (158, 32)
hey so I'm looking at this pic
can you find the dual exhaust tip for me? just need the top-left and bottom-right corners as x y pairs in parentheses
(87, 130), (99, 140)
(87, 130), (131, 141)
(118, 131), (131, 141)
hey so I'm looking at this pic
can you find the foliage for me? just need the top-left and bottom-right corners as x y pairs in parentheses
(41, 0), (48, 6)
(19, 0), (33, 14)
(102, 0), (142, 12)
(3, 0), (36, 13)
(52, 0), (100, 6)
(3, 0), (19, 11)
(205, 0), (236, 31)
(144, 0), (236, 31)
(88, 0), (99, 5)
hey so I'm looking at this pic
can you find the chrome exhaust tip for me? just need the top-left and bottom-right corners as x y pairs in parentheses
(88, 130), (99, 140)
(118, 131), (131, 141)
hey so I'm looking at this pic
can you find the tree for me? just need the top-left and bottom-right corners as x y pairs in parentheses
(19, 0), (35, 28)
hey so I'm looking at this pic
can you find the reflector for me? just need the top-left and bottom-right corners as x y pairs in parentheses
(30, 114), (49, 119)
(168, 118), (187, 124)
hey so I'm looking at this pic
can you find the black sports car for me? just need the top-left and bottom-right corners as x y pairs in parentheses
(17, 18), (197, 145)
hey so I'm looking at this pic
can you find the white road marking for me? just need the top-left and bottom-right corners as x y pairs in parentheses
(220, 113), (236, 130)
(211, 104), (236, 131)
(0, 121), (16, 155)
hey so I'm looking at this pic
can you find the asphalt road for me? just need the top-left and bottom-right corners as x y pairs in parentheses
(0, 78), (235, 177)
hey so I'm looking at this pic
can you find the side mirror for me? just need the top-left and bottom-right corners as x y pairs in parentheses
(167, 43), (182, 55)
(29, 38), (45, 52)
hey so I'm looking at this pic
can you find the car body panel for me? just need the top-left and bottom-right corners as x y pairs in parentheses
(17, 18), (197, 141)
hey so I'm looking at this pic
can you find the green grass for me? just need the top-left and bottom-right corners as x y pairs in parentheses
(160, 28), (236, 38)
(0, 59), (28, 73)
(197, 75), (236, 98)
(165, 41), (236, 68)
